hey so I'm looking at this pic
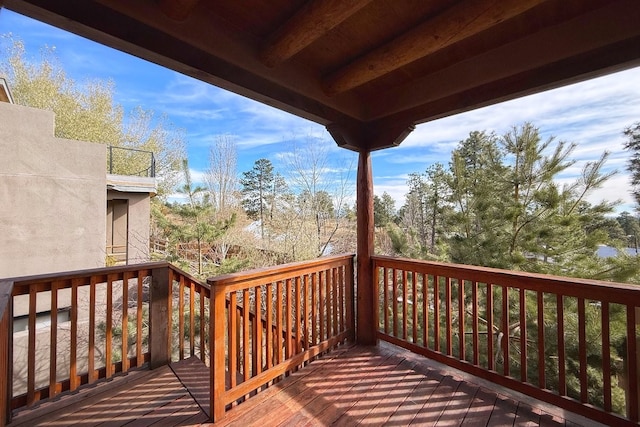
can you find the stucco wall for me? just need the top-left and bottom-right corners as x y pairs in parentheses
(0, 102), (106, 279)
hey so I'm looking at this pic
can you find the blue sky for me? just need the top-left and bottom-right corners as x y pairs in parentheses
(2, 8), (640, 213)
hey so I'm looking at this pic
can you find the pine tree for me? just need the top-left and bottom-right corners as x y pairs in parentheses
(240, 158), (287, 240)
(624, 122), (640, 206)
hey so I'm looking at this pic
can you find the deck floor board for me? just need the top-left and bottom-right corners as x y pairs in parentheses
(9, 343), (606, 426)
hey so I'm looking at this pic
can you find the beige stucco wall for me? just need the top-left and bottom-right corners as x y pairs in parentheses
(0, 102), (106, 279)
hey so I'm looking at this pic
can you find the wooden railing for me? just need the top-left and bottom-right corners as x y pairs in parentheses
(373, 255), (640, 426)
(208, 254), (355, 421)
(168, 265), (211, 363)
(0, 262), (209, 426)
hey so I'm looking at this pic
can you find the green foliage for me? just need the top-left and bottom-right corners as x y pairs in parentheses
(240, 158), (288, 240)
(373, 192), (396, 227)
(624, 122), (640, 206)
(390, 122), (636, 281)
(0, 36), (185, 196)
(153, 160), (235, 277)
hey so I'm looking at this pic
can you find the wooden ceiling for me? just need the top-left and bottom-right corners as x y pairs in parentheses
(3, 0), (640, 151)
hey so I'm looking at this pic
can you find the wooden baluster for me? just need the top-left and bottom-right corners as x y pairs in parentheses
(229, 291), (237, 388)
(266, 284), (273, 369)
(49, 281), (58, 398)
(578, 297), (587, 403)
(70, 278), (80, 390)
(459, 278), (465, 361)
(472, 280), (478, 366)
(122, 272), (130, 372)
(602, 302), (612, 413)
(285, 279), (292, 359)
(434, 275), (440, 352)
(88, 276), (97, 382)
(487, 283), (494, 371)
(254, 286), (262, 375)
(445, 277), (452, 356)
(422, 273), (428, 347)
(337, 268), (343, 335)
(325, 270), (332, 340)
(502, 286), (509, 377)
(520, 288), (527, 383)
(296, 277), (302, 352)
(27, 286), (36, 405)
(332, 269), (338, 339)
(136, 274), (143, 367)
(276, 281), (283, 364)
(392, 269), (398, 338)
(304, 275), (310, 348)
(412, 271), (417, 344)
(537, 291), (545, 389)
(557, 294), (566, 396)
(383, 267), (389, 335)
(402, 270), (408, 340)
(106, 274), (115, 377)
(243, 288), (250, 380)
(311, 273), (318, 346)
(179, 276), (185, 360)
(190, 281), (195, 357)
(626, 305), (638, 422)
(319, 272), (325, 342)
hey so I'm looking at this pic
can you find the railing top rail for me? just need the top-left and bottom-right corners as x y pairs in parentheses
(167, 263), (210, 289)
(5, 261), (170, 287)
(207, 253), (355, 288)
(107, 145), (154, 155)
(372, 255), (640, 305)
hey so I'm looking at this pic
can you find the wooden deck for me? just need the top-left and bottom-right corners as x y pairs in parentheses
(9, 343), (604, 426)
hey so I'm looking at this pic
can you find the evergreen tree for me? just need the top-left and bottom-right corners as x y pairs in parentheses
(447, 131), (507, 266)
(373, 192), (395, 227)
(623, 122), (640, 206)
(240, 158), (287, 240)
(154, 160), (234, 276)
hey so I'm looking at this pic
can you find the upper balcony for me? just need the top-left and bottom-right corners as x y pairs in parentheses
(1, 255), (639, 426)
(106, 146), (157, 196)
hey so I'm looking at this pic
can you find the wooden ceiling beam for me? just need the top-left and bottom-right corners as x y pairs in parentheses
(260, 0), (374, 68)
(372, 34), (640, 131)
(323, 0), (548, 95)
(364, 0), (640, 121)
(157, 0), (200, 21)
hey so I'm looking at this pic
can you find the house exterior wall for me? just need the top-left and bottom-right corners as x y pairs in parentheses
(0, 102), (106, 278)
(107, 190), (151, 264)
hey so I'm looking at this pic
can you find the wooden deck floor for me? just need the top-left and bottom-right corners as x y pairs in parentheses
(9, 343), (604, 426)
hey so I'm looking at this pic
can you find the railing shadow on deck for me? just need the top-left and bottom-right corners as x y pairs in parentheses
(373, 255), (640, 427)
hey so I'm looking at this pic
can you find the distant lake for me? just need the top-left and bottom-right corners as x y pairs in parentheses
(597, 245), (639, 258)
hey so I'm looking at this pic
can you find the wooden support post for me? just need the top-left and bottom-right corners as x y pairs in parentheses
(0, 281), (13, 427)
(210, 284), (227, 422)
(150, 267), (171, 369)
(356, 151), (376, 345)
(327, 122), (414, 345)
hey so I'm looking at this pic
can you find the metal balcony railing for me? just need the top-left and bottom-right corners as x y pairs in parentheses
(107, 146), (156, 178)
